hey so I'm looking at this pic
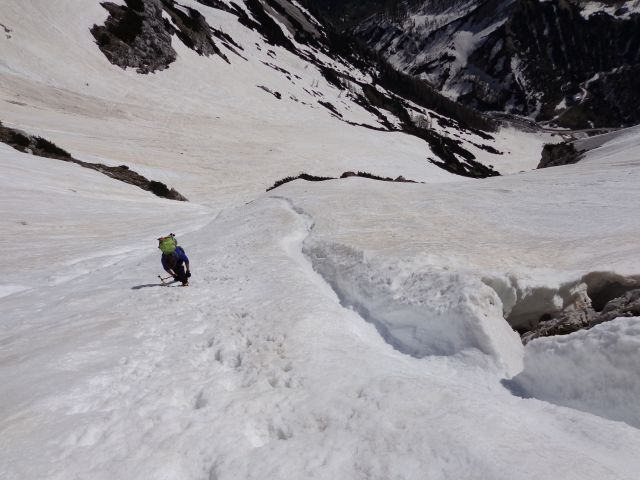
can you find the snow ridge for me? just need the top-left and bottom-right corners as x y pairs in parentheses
(507, 317), (640, 428)
(279, 197), (525, 376)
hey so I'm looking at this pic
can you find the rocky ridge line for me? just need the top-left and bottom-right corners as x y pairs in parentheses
(0, 121), (188, 201)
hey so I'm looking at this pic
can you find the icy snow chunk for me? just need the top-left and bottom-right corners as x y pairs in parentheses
(304, 240), (523, 376)
(508, 317), (640, 428)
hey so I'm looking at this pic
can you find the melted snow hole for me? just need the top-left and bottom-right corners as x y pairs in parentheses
(484, 271), (640, 334)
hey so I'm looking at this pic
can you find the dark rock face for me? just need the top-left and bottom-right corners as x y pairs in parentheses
(309, 0), (640, 128)
(166, 1), (228, 60)
(537, 142), (583, 168)
(518, 272), (640, 344)
(594, 289), (640, 326)
(91, 0), (229, 74)
(468, 0), (640, 127)
(0, 121), (187, 201)
(522, 289), (640, 343)
(91, 0), (176, 74)
(555, 64), (640, 129)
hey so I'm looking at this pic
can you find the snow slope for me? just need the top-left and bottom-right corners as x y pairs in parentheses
(509, 317), (640, 428)
(0, 0), (444, 207)
(277, 126), (640, 333)
(2, 1), (640, 479)
(3, 140), (640, 479)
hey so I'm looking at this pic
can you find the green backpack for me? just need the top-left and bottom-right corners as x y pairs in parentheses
(158, 234), (178, 254)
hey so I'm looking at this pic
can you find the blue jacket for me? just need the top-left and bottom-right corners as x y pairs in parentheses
(162, 246), (189, 271)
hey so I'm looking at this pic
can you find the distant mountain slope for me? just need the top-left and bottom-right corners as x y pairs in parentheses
(87, 0), (503, 178)
(309, 0), (640, 129)
(1, 0), (522, 192)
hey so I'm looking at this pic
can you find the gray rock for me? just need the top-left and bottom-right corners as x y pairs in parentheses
(591, 289), (640, 327)
(521, 287), (640, 344)
(91, 0), (176, 74)
(537, 142), (583, 169)
(91, 0), (228, 74)
(521, 307), (595, 344)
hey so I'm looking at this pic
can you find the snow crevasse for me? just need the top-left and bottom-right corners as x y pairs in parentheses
(301, 238), (524, 377)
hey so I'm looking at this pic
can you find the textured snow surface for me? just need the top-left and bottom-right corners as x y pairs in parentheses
(4, 123), (640, 480)
(2, 1), (640, 479)
(509, 317), (640, 428)
(3, 151), (640, 479)
(280, 128), (640, 278)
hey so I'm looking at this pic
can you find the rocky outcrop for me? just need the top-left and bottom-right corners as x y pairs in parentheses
(520, 273), (640, 343)
(91, 0), (228, 74)
(0, 121), (187, 201)
(91, 0), (176, 74)
(593, 289), (640, 325)
(521, 307), (594, 344)
(522, 289), (640, 343)
(266, 171), (421, 191)
(537, 142), (584, 168)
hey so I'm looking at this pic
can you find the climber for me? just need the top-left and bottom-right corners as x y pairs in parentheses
(158, 234), (191, 286)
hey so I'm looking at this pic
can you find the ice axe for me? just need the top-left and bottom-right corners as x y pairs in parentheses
(158, 275), (173, 285)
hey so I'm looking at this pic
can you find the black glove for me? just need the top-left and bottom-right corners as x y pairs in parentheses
(186, 270), (191, 278)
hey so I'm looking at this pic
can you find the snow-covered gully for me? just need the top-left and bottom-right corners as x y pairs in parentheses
(4, 192), (640, 479)
(273, 194), (439, 365)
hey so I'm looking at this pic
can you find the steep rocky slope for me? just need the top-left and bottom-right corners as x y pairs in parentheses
(308, 0), (640, 129)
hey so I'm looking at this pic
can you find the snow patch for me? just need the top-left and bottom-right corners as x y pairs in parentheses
(506, 317), (640, 428)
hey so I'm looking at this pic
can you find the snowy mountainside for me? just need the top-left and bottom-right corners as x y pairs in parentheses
(333, 0), (640, 129)
(2, 1), (640, 479)
(0, 0), (544, 202)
